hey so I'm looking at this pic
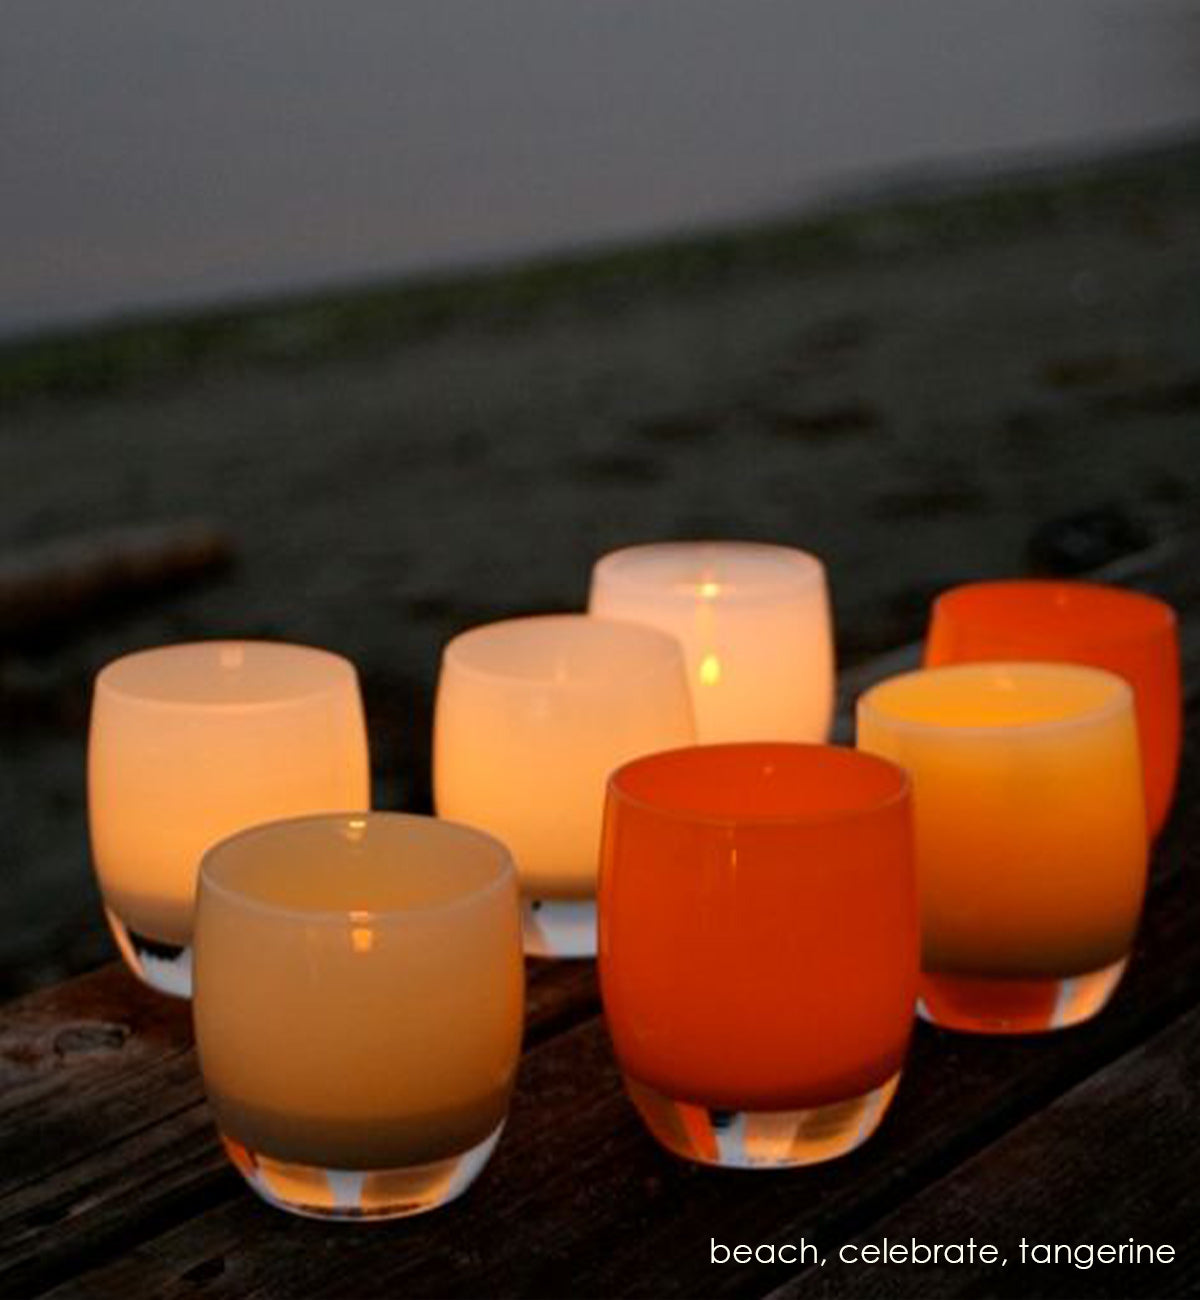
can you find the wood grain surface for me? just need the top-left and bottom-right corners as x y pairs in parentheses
(3, 542), (1197, 1299)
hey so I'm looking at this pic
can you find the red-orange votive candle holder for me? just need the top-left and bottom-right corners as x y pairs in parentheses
(926, 579), (1181, 838)
(599, 743), (918, 1170)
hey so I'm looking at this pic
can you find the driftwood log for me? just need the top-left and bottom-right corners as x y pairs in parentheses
(0, 521), (233, 643)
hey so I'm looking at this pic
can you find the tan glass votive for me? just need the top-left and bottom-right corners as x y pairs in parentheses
(434, 614), (695, 957)
(88, 641), (370, 997)
(857, 663), (1148, 1034)
(588, 541), (835, 742)
(193, 812), (523, 1221)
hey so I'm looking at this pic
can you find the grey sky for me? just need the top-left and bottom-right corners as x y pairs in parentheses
(2, 0), (1198, 335)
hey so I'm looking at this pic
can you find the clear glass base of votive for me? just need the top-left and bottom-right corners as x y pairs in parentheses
(220, 1123), (504, 1221)
(917, 957), (1128, 1035)
(622, 1071), (901, 1169)
(521, 899), (596, 958)
(105, 905), (193, 998)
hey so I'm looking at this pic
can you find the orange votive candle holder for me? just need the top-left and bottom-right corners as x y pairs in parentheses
(599, 742), (917, 1169)
(857, 663), (1148, 1035)
(926, 579), (1181, 838)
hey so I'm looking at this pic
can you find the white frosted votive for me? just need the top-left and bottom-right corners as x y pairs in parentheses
(589, 541), (834, 742)
(88, 641), (370, 996)
(433, 614), (695, 957)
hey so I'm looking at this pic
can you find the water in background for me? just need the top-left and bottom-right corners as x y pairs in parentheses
(3, 0), (1200, 336)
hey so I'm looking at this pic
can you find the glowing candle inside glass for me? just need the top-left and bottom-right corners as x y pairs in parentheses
(193, 813), (523, 1220)
(88, 641), (370, 996)
(434, 615), (695, 957)
(588, 541), (834, 742)
(857, 663), (1148, 1034)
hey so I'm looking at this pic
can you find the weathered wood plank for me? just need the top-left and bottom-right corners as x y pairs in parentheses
(0, 964), (194, 1196)
(6, 539), (1196, 1298)
(31, 704), (1200, 1299)
(0, 956), (595, 1296)
(524, 958), (599, 1044)
(1, 1099), (231, 1299)
(1, 964), (174, 1102)
(770, 1003), (1200, 1299)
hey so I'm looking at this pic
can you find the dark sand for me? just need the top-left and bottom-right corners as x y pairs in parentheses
(1, 140), (1198, 994)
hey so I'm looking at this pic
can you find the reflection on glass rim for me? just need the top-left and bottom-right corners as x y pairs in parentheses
(442, 613), (686, 689)
(608, 741), (909, 827)
(199, 811), (515, 923)
(96, 640), (358, 711)
(859, 662), (1134, 735)
(593, 541), (825, 603)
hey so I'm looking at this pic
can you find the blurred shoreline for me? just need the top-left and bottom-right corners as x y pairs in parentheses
(4, 135), (1198, 398)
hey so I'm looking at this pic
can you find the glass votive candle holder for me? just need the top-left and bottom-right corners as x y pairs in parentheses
(193, 812), (523, 1221)
(88, 641), (370, 997)
(434, 614), (695, 958)
(600, 743), (917, 1169)
(857, 663), (1149, 1035)
(588, 541), (835, 743)
(925, 579), (1181, 838)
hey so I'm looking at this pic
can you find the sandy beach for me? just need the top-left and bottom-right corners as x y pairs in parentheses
(1, 139), (1197, 993)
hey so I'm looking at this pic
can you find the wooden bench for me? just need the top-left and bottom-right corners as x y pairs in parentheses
(3, 539), (1198, 1299)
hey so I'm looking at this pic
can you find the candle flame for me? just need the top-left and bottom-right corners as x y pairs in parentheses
(350, 909), (374, 954)
(699, 653), (722, 687)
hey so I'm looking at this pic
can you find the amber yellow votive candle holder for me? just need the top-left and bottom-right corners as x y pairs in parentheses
(193, 812), (523, 1220)
(588, 541), (835, 742)
(857, 663), (1148, 1034)
(434, 614), (695, 957)
(88, 641), (370, 997)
